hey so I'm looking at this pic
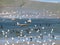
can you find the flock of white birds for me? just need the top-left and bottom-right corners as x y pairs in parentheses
(0, 8), (60, 19)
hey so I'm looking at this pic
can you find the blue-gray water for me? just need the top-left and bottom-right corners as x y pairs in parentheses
(32, 0), (60, 3)
(0, 18), (60, 37)
(0, 18), (60, 43)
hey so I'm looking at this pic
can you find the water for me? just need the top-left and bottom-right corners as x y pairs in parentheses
(31, 0), (60, 3)
(0, 18), (60, 36)
(0, 18), (60, 43)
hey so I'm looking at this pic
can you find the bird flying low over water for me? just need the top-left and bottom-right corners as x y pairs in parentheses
(17, 19), (32, 27)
